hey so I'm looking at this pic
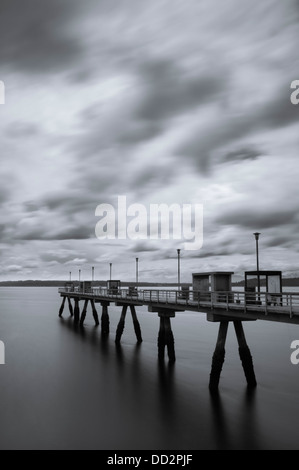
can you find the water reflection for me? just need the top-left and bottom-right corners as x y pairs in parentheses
(209, 387), (259, 449)
(157, 361), (176, 427)
(59, 316), (262, 449)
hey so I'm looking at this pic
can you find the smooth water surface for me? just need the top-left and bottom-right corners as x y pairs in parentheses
(0, 287), (299, 450)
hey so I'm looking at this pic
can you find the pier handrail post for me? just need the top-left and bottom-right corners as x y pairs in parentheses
(290, 295), (293, 318)
(265, 292), (268, 316)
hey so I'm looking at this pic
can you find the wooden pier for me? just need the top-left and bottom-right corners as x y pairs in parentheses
(58, 274), (299, 390)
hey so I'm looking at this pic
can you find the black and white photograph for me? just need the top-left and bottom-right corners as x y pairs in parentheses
(0, 0), (299, 452)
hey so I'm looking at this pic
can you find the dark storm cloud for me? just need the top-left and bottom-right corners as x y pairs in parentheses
(222, 147), (261, 163)
(0, 186), (10, 204)
(216, 208), (297, 230)
(40, 252), (77, 263)
(135, 58), (228, 122)
(265, 235), (296, 248)
(0, 0), (84, 74)
(23, 201), (41, 212)
(5, 121), (40, 138)
(129, 242), (159, 253)
(177, 80), (299, 174)
(41, 193), (93, 213)
(260, 84), (299, 129)
(74, 55), (228, 162)
(14, 224), (93, 241)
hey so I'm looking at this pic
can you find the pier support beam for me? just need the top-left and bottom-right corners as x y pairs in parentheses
(80, 299), (89, 326)
(130, 305), (142, 343)
(115, 306), (127, 343)
(74, 298), (80, 324)
(67, 297), (73, 317)
(90, 299), (99, 326)
(59, 296), (66, 317)
(157, 311), (176, 363)
(115, 304), (143, 343)
(209, 319), (257, 390)
(209, 321), (228, 391)
(101, 302), (110, 334)
(233, 321), (257, 388)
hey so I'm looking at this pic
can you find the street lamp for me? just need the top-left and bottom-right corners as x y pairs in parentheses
(79, 269), (81, 282)
(253, 232), (261, 300)
(136, 257), (139, 285)
(109, 263), (112, 281)
(69, 271), (72, 282)
(177, 249), (181, 291)
(92, 266), (94, 282)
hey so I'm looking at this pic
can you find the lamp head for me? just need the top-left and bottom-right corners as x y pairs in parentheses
(253, 232), (261, 241)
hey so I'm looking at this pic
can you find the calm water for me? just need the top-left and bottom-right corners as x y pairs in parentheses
(0, 287), (299, 450)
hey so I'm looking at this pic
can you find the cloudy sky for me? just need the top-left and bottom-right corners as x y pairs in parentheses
(1, 0), (299, 283)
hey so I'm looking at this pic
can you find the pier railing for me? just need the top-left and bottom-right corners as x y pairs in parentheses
(58, 286), (299, 318)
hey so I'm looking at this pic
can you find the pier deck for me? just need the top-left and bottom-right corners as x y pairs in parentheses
(59, 287), (299, 324)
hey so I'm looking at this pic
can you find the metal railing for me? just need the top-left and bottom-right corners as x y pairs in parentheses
(58, 287), (299, 318)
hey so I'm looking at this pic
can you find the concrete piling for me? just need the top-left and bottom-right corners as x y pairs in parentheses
(233, 321), (257, 388)
(59, 296), (66, 317)
(100, 302), (109, 333)
(209, 322), (228, 391)
(80, 299), (89, 326)
(157, 312), (175, 362)
(115, 305), (127, 343)
(67, 297), (73, 317)
(130, 305), (142, 343)
(74, 298), (80, 324)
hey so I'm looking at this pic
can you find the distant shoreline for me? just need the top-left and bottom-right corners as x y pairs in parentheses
(1, 278), (299, 287)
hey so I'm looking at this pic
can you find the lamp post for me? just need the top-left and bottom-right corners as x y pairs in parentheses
(177, 249), (181, 291)
(136, 257), (139, 285)
(253, 232), (261, 301)
(69, 271), (72, 282)
(92, 266), (94, 282)
(109, 263), (112, 281)
(79, 269), (81, 283)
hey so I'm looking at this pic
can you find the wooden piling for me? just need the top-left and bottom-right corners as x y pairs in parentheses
(80, 299), (89, 326)
(115, 305), (128, 343)
(74, 298), (80, 324)
(90, 299), (99, 326)
(157, 313), (175, 362)
(101, 302), (109, 333)
(158, 316), (166, 360)
(209, 321), (229, 391)
(59, 296), (66, 317)
(164, 316), (175, 362)
(130, 305), (142, 343)
(233, 321), (257, 388)
(67, 297), (73, 317)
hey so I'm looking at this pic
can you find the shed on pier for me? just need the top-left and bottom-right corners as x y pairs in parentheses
(192, 271), (234, 301)
(244, 270), (282, 305)
(107, 280), (121, 295)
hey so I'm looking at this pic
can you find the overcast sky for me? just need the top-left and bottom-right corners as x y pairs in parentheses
(1, 0), (299, 283)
